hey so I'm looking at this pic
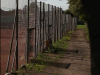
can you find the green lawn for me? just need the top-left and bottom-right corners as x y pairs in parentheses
(77, 25), (86, 29)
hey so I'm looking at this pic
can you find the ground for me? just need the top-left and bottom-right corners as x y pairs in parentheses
(16, 28), (91, 75)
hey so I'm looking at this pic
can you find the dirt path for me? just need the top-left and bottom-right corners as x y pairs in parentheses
(25, 28), (91, 75)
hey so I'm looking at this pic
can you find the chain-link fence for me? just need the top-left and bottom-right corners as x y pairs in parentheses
(1, 0), (77, 75)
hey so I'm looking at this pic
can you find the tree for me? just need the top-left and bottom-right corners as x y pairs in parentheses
(68, 0), (100, 75)
(67, 0), (86, 21)
(64, 9), (71, 14)
(64, 9), (75, 17)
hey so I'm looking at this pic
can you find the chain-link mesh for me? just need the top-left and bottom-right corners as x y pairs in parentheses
(1, 0), (16, 74)
(1, 0), (77, 75)
(28, 0), (36, 60)
(18, 0), (29, 68)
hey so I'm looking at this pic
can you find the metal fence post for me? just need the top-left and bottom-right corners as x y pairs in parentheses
(65, 14), (66, 34)
(55, 6), (57, 42)
(0, 0), (1, 74)
(54, 6), (55, 42)
(39, 1), (41, 53)
(57, 7), (58, 41)
(58, 7), (60, 40)
(64, 14), (65, 34)
(60, 7), (62, 39)
(48, 4), (49, 40)
(61, 8), (63, 39)
(66, 15), (67, 33)
(69, 15), (71, 31)
(68, 15), (69, 31)
(34, 0), (37, 58)
(16, 0), (18, 70)
(26, 0), (29, 63)
(42, 2), (45, 51)
(52, 5), (53, 42)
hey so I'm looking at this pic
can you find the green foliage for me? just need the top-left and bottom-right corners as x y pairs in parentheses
(64, 9), (75, 17)
(34, 64), (45, 72)
(15, 70), (25, 74)
(26, 63), (34, 70)
(52, 31), (73, 53)
(64, 9), (71, 14)
(43, 31), (74, 60)
(67, 0), (87, 21)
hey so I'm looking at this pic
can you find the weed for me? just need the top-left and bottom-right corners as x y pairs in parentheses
(15, 70), (25, 74)
(34, 63), (45, 72)
(26, 63), (34, 70)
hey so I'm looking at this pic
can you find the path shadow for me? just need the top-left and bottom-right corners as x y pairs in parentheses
(30, 59), (71, 69)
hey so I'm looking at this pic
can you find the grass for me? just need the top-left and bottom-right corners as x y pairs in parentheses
(43, 31), (74, 54)
(14, 31), (74, 75)
(53, 31), (74, 49)
(77, 24), (90, 41)
(85, 25), (90, 41)
(77, 25), (86, 29)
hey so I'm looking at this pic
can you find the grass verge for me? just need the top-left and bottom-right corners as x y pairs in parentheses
(85, 24), (90, 41)
(77, 25), (85, 29)
(77, 25), (89, 41)
(14, 31), (74, 75)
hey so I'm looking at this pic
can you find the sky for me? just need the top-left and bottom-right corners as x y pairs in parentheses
(1, 0), (69, 11)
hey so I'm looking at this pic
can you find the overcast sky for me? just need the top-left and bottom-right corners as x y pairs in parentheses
(1, 0), (69, 11)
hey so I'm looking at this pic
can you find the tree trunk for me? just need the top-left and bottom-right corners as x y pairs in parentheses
(82, 0), (100, 75)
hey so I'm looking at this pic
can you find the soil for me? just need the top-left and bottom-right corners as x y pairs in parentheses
(21, 28), (91, 75)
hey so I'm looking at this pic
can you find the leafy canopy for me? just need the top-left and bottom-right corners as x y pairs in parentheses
(67, 0), (87, 21)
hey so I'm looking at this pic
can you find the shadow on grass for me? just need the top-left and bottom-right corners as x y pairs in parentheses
(42, 46), (66, 54)
(30, 59), (71, 69)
